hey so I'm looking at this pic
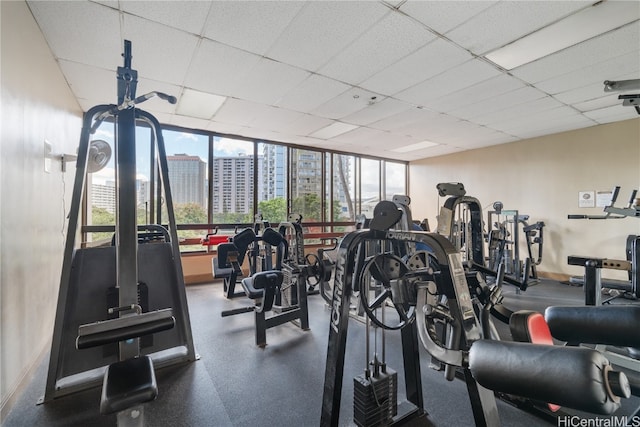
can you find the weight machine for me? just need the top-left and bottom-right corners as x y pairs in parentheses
(40, 41), (197, 424)
(322, 200), (631, 426)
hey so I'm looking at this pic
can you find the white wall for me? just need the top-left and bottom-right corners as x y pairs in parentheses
(1, 0), (82, 417)
(409, 118), (640, 280)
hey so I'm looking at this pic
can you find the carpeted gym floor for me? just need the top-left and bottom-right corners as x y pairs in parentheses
(3, 278), (639, 426)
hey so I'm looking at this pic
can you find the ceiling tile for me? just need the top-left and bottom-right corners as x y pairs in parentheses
(475, 96), (566, 127)
(573, 95), (622, 113)
(120, 1), (211, 35)
(553, 71), (638, 105)
(58, 60), (115, 105)
(491, 106), (584, 134)
(232, 58), (311, 105)
(27, 1), (121, 70)
(266, 2), (389, 71)
(399, 1), (497, 35)
(342, 98), (415, 126)
(536, 51), (640, 95)
(448, 86), (548, 120)
(275, 74), (351, 113)
(331, 126), (391, 144)
(185, 39), (262, 97)
(446, 1), (591, 55)
(248, 106), (306, 132)
(509, 114), (596, 139)
(584, 106), (640, 124)
(512, 21), (640, 84)
(360, 38), (472, 96)
(207, 121), (249, 136)
(395, 59), (502, 106)
(311, 88), (383, 120)
(318, 11), (435, 85)
(202, 1), (304, 56)
(122, 14), (200, 85)
(277, 114), (334, 137)
(369, 106), (440, 132)
(212, 98), (268, 127)
(430, 74), (526, 113)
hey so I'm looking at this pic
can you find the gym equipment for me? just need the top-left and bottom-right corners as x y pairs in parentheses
(221, 226), (311, 347)
(323, 201), (630, 426)
(487, 203), (544, 281)
(41, 41), (197, 417)
(568, 239), (639, 305)
(213, 227), (257, 298)
(569, 186), (640, 219)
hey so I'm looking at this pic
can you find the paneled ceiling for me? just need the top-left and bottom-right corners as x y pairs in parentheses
(27, 0), (640, 161)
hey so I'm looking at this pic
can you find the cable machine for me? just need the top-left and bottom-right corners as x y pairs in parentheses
(41, 41), (197, 410)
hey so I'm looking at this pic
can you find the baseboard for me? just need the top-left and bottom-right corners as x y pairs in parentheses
(537, 271), (571, 282)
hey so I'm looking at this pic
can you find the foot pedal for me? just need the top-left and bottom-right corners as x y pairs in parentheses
(353, 367), (397, 427)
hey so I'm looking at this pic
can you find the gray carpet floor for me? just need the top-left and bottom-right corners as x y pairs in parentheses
(3, 279), (638, 426)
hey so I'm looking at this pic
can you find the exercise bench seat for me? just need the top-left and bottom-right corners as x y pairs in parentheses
(101, 355), (157, 415)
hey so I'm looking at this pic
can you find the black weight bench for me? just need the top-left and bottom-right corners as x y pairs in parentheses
(76, 308), (175, 416)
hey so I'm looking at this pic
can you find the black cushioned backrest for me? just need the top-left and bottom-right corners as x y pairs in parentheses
(252, 271), (284, 290)
(262, 228), (284, 247)
(231, 228), (257, 263)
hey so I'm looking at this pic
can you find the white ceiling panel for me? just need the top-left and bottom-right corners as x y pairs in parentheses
(399, 1), (497, 35)
(212, 98), (270, 127)
(331, 126), (391, 144)
(207, 121), (249, 136)
(535, 51), (640, 95)
(512, 21), (640, 84)
(27, 1), (121, 70)
(169, 115), (215, 132)
(318, 10), (435, 85)
(395, 59), (502, 106)
(584, 105), (640, 123)
(185, 39), (261, 97)
(342, 98), (415, 126)
(392, 112), (463, 141)
(449, 86), (548, 121)
(275, 74), (351, 113)
(202, 1), (304, 56)
(312, 88), (383, 120)
(368, 106), (441, 132)
(122, 14), (200, 85)
(360, 38), (472, 96)
(508, 115), (596, 140)
(475, 96), (567, 127)
(277, 114), (334, 137)
(446, 1), (591, 55)
(230, 58), (310, 105)
(492, 106), (585, 134)
(120, 1), (211, 36)
(58, 60), (115, 104)
(432, 74), (526, 114)
(246, 106), (305, 132)
(573, 95), (623, 113)
(266, 2), (389, 72)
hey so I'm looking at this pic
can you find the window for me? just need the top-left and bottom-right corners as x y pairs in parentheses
(359, 158), (380, 218)
(290, 148), (323, 223)
(384, 161), (407, 201)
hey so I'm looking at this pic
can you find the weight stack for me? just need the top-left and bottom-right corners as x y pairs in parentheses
(353, 368), (397, 427)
